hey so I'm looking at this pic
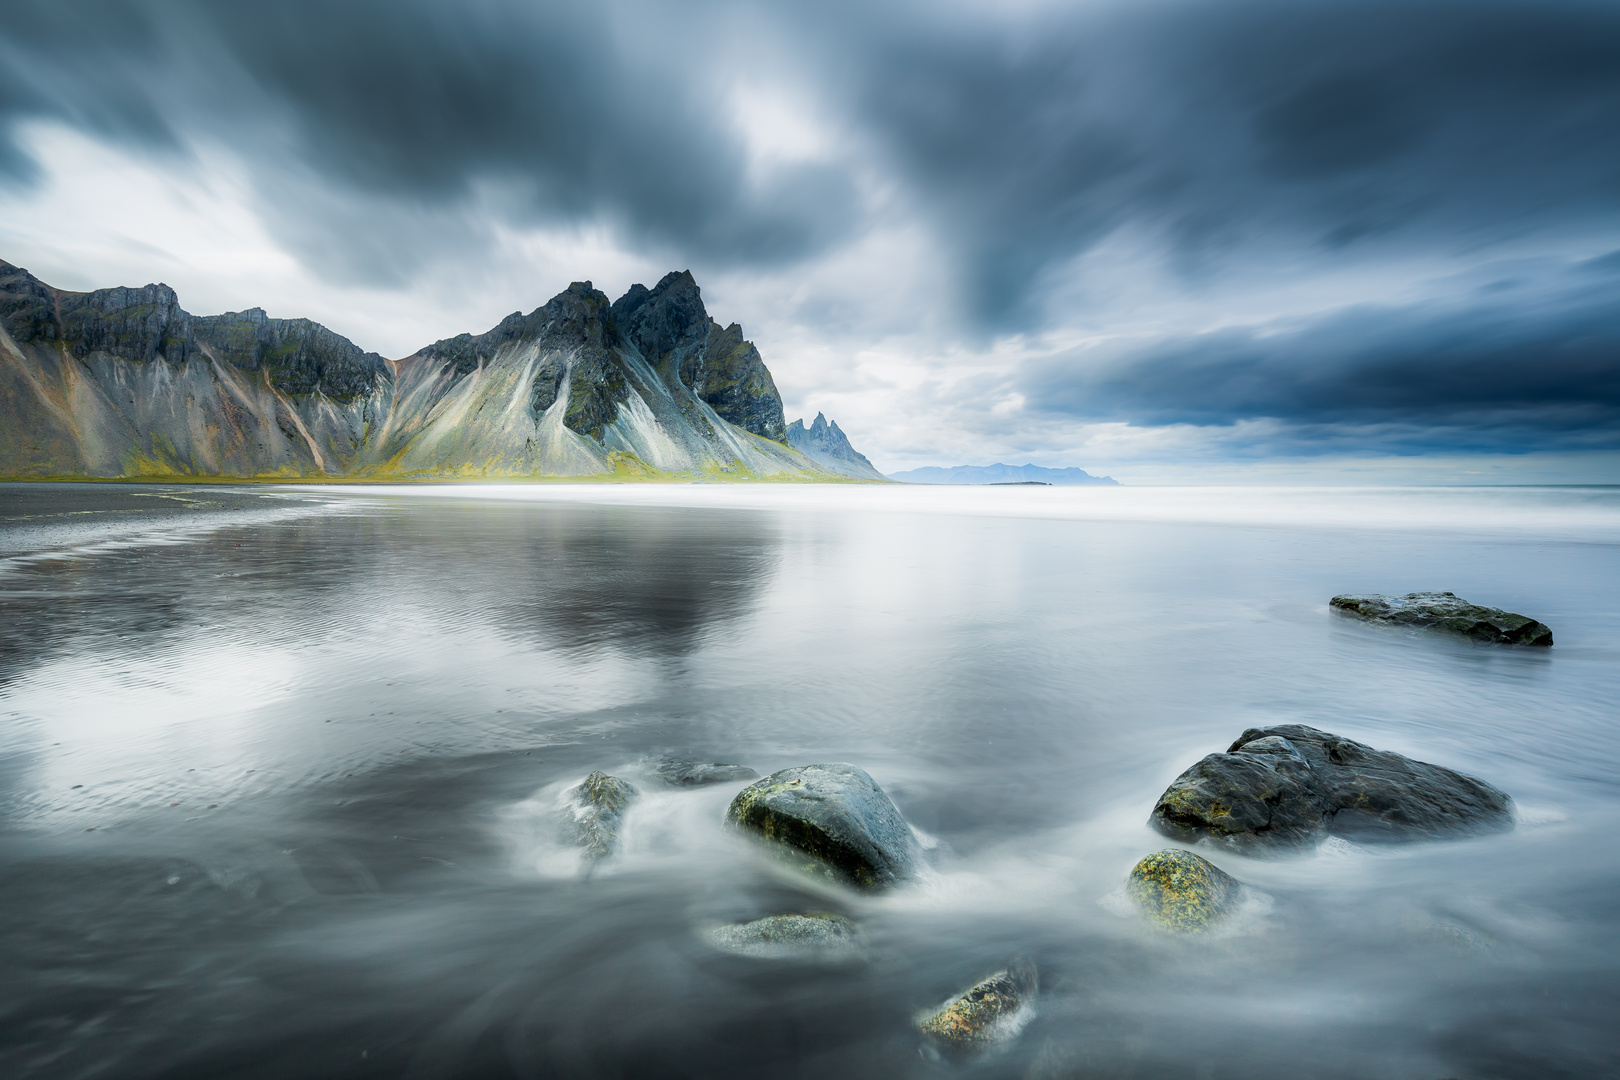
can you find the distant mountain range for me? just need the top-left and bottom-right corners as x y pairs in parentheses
(0, 260), (882, 481)
(889, 463), (1120, 485)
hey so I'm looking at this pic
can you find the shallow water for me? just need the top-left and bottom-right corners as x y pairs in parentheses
(1, 481), (1617, 1079)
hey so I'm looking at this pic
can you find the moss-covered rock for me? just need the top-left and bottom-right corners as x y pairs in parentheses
(1127, 849), (1240, 932)
(704, 913), (860, 959)
(917, 960), (1038, 1056)
(563, 770), (639, 862)
(725, 763), (920, 891)
(1331, 591), (1552, 646)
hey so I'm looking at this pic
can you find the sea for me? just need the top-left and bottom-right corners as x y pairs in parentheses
(1, 481), (1616, 1079)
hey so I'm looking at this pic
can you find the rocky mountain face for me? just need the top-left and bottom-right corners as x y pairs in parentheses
(0, 259), (879, 481)
(786, 412), (886, 480)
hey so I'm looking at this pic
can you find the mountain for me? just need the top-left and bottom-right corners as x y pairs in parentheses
(0, 261), (881, 481)
(785, 412), (886, 480)
(888, 463), (1120, 485)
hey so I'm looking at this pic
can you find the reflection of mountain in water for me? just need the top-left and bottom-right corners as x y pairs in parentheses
(0, 490), (782, 689)
(0, 484), (334, 689)
(397, 502), (782, 656)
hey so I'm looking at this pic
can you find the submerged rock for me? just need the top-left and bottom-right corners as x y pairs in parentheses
(652, 759), (759, 787)
(917, 960), (1038, 1056)
(1151, 725), (1513, 854)
(704, 913), (861, 959)
(1127, 849), (1241, 932)
(563, 771), (639, 862)
(1331, 592), (1553, 647)
(725, 763), (920, 890)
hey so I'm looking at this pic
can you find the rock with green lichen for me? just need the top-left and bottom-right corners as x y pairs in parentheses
(1331, 592), (1552, 647)
(917, 959), (1038, 1057)
(1150, 724), (1514, 854)
(1127, 849), (1241, 932)
(563, 771), (639, 862)
(704, 913), (861, 959)
(725, 763), (920, 890)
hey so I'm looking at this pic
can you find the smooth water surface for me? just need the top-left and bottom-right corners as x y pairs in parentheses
(1, 482), (1617, 1079)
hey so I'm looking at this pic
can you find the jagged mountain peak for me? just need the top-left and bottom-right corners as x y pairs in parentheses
(411, 271), (789, 445)
(786, 411), (885, 480)
(611, 269), (708, 371)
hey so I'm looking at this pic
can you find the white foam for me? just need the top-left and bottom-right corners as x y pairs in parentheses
(1515, 804), (1570, 826)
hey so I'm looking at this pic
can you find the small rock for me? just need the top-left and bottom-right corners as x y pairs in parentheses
(1151, 725), (1514, 854)
(917, 959), (1038, 1056)
(704, 913), (860, 959)
(1127, 849), (1240, 932)
(563, 771), (638, 862)
(725, 763), (921, 890)
(653, 759), (759, 787)
(1331, 592), (1552, 647)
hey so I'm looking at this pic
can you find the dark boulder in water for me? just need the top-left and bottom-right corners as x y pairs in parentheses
(725, 763), (920, 890)
(1151, 725), (1514, 854)
(1128, 849), (1241, 932)
(916, 959), (1038, 1057)
(704, 913), (861, 959)
(1331, 592), (1553, 646)
(652, 759), (759, 787)
(563, 771), (639, 862)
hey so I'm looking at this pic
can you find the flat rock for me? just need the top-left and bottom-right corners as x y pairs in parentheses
(704, 913), (861, 959)
(652, 759), (759, 787)
(917, 960), (1038, 1057)
(1151, 724), (1514, 854)
(1127, 849), (1241, 932)
(725, 763), (920, 890)
(563, 771), (638, 862)
(1331, 592), (1552, 646)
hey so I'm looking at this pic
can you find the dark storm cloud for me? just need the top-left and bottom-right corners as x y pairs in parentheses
(2, 0), (1618, 452)
(1022, 253), (1620, 452)
(842, 0), (1620, 326)
(6, 1), (1620, 304)
(0, 0), (862, 281)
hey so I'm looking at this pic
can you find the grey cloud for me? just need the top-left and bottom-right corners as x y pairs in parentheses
(1021, 255), (1620, 452)
(840, 0), (1620, 325)
(0, 0), (862, 283)
(6, 0), (1620, 309)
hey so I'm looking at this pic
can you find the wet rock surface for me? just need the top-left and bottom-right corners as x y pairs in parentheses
(651, 759), (758, 787)
(1151, 724), (1514, 853)
(1331, 591), (1553, 646)
(1128, 849), (1241, 932)
(725, 763), (921, 890)
(563, 771), (639, 862)
(704, 913), (861, 959)
(917, 960), (1038, 1057)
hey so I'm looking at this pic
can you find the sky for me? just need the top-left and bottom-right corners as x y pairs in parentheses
(2, 0), (1618, 483)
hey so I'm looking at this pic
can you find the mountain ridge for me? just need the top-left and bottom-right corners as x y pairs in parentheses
(0, 260), (881, 482)
(785, 412), (886, 480)
(889, 463), (1119, 486)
